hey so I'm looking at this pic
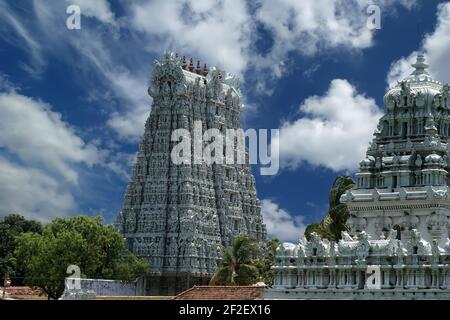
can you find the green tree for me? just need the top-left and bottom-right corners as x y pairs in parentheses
(210, 235), (261, 286)
(15, 215), (148, 299)
(0, 214), (42, 278)
(255, 238), (280, 286)
(304, 176), (355, 241)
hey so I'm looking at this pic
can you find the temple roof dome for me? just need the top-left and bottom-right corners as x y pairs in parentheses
(425, 152), (441, 164)
(384, 55), (444, 109)
(359, 157), (372, 167)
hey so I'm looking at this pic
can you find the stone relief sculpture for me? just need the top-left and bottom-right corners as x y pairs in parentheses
(268, 55), (450, 299)
(115, 52), (266, 295)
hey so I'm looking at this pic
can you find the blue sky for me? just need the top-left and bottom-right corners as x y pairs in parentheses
(1, 0), (450, 242)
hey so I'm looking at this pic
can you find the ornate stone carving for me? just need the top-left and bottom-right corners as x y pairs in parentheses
(270, 55), (450, 299)
(115, 52), (266, 294)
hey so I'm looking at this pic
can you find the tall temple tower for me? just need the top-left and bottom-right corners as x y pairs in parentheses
(268, 55), (450, 299)
(344, 54), (450, 245)
(115, 52), (266, 295)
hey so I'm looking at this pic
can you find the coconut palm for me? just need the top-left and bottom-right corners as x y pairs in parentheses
(305, 176), (355, 241)
(210, 235), (261, 286)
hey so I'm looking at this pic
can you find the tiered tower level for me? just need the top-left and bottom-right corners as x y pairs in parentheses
(268, 55), (450, 300)
(347, 54), (450, 242)
(115, 52), (266, 295)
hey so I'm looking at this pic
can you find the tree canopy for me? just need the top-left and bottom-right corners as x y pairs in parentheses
(254, 238), (280, 286)
(210, 235), (262, 286)
(15, 215), (148, 299)
(0, 214), (42, 278)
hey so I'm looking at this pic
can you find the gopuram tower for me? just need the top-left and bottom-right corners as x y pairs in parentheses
(115, 52), (266, 295)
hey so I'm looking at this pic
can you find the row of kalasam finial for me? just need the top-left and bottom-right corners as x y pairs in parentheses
(175, 53), (222, 79)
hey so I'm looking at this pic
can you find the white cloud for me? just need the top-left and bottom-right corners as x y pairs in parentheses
(0, 156), (76, 222)
(422, 2), (450, 82)
(73, 34), (151, 141)
(261, 199), (306, 242)
(0, 1), (45, 77)
(1, 1), (419, 142)
(0, 73), (19, 92)
(0, 71), (143, 220)
(107, 104), (150, 142)
(129, 0), (252, 77)
(387, 3), (450, 86)
(254, 0), (416, 78)
(386, 52), (417, 88)
(29, 0), (151, 142)
(0, 92), (101, 184)
(0, 87), (116, 220)
(272, 79), (382, 172)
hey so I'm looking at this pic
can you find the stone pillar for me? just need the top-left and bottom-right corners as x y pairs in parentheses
(340, 269), (345, 288)
(405, 269), (411, 288)
(432, 269), (439, 288)
(311, 270), (316, 288)
(318, 270), (323, 287)
(442, 269), (448, 289)
(406, 269), (413, 288)
(411, 270), (417, 289)
(329, 270), (334, 288)
(345, 270), (349, 288)
(337, 269), (341, 288)
(279, 271), (284, 286)
(293, 270), (298, 287)
(418, 269), (426, 289)
(395, 269), (402, 288)
(333, 270), (336, 288)
(304, 270), (309, 288)
(348, 270), (352, 288)
(383, 269), (390, 288)
(301, 269), (306, 287)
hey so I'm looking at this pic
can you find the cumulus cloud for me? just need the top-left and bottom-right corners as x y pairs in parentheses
(272, 79), (382, 172)
(386, 52), (418, 88)
(0, 85), (113, 219)
(387, 2), (450, 86)
(129, 0), (416, 81)
(129, 0), (253, 77)
(1, 1), (419, 141)
(0, 157), (76, 222)
(253, 0), (416, 78)
(0, 92), (101, 183)
(29, 0), (151, 142)
(107, 104), (150, 142)
(261, 199), (306, 242)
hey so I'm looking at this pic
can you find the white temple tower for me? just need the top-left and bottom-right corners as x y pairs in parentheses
(115, 52), (266, 295)
(267, 55), (450, 299)
(344, 54), (450, 246)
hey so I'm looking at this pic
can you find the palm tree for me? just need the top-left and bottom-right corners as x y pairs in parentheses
(304, 176), (355, 241)
(210, 235), (261, 286)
